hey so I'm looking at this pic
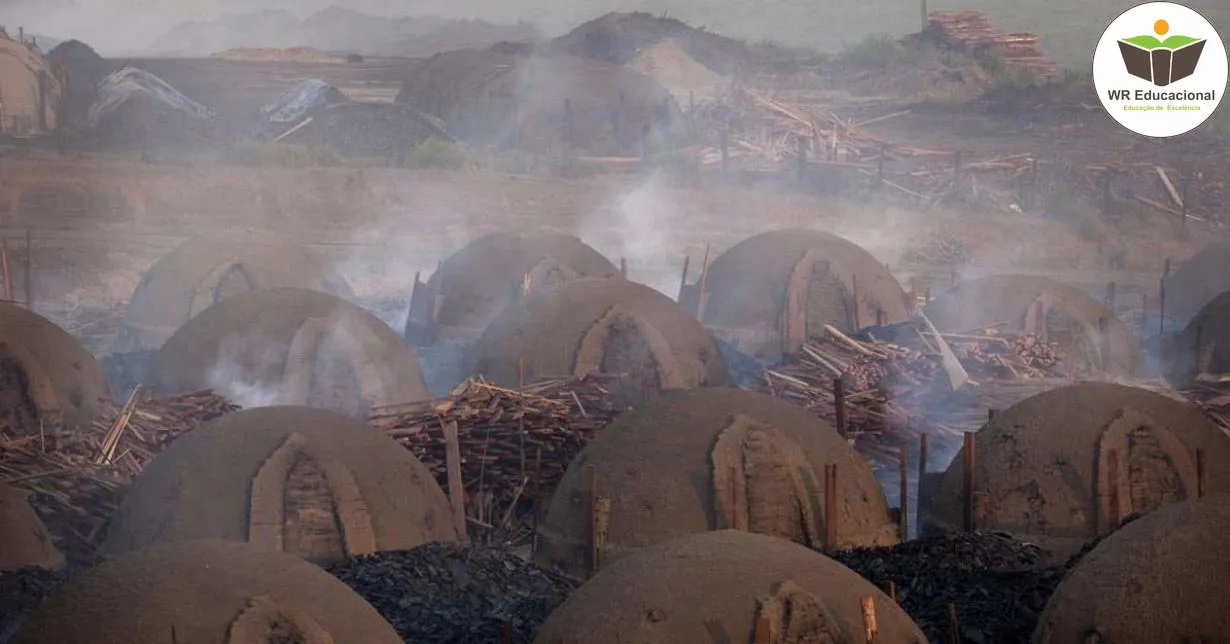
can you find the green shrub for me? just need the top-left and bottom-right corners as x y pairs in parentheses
(404, 137), (470, 170)
(225, 140), (342, 168)
(837, 34), (909, 70)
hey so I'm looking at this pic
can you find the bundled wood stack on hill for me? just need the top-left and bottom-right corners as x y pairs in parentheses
(0, 389), (238, 562)
(926, 10), (1057, 78)
(369, 375), (623, 528)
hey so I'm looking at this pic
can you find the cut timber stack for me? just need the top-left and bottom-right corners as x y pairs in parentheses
(927, 10), (1057, 78)
(370, 375), (623, 534)
(0, 389), (239, 563)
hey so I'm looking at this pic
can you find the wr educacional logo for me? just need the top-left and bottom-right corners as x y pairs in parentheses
(1094, 2), (1228, 138)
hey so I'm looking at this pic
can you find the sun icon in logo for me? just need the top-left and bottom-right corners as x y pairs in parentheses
(1154, 19), (1169, 35)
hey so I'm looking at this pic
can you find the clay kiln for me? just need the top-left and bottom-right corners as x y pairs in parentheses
(0, 302), (112, 436)
(122, 235), (354, 351)
(468, 277), (728, 407)
(10, 539), (401, 644)
(535, 388), (895, 577)
(683, 229), (910, 362)
(1164, 289), (1230, 388)
(1032, 495), (1230, 643)
(404, 230), (621, 346)
(0, 483), (64, 571)
(154, 287), (430, 415)
(926, 383), (1230, 556)
(101, 406), (457, 563)
(1160, 237), (1230, 327)
(534, 530), (927, 644)
(923, 274), (1138, 376)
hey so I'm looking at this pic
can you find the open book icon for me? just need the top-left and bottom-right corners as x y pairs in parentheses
(1117, 35), (1207, 86)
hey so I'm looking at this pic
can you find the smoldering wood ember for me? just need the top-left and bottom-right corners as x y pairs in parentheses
(369, 374), (624, 535)
(0, 389), (238, 563)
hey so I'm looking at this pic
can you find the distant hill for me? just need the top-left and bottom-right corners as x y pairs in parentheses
(147, 6), (539, 57)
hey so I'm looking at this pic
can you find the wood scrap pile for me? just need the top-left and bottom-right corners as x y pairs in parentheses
(926, 10), (1057, 78)
(941, 329), (1064, 380)
(1174, 374), (1230, 432)
(762, 326), (964, 468)
(369, 374), (623, 532)
(0, 389), (239, 563)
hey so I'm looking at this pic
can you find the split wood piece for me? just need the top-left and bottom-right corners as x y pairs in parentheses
(860, 596), (878, 644)
(443, 419), (468, 544)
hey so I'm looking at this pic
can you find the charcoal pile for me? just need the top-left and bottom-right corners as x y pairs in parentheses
(829, 530), (1066, 644)
(0, 567), (74, 640)
(329, 543), (579, 644)
(0, 389), (239, 563)
(371, 375), (623, 522)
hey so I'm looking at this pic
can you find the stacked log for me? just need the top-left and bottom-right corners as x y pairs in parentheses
(0, 389), (239, 563)
(370, 375), (624, 531)
(927, 10), (1057, 77)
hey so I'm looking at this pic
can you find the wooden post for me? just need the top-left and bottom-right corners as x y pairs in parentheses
(587, 464), (600, 576)
(1106, 281), (1116, 309)
(920, 0), (928, 32)
(442, 420), (468, 543)
(1159, 279), (1167, 338)
(887, 581), (897, 602)
(908, 278), (918, 312)
(719, 125), (729, 178)
(500, 617), (513, 643)
(620, 257), (628, 278)
(641, 122), (650, 161)
(852, 275), (861, 329)
(898, 443), (909, 540)
(824, 463), (839, 548)
(754, 614), (771, 644)
(924, 286), (931, 303)
(1098, 317), (1110, 371)
(947, 603), (960, 644)
(918, 433), (929, 480)
(834, 378), (847, 437)
(860, 596), (878, 644)
(962, 431), (976, 531)
(1107, 449), (1120, 526)
(987, 408), (998, 422)
(1197, 448), (1206, 498)
(1180, 175), (1190, 224)
(23, 231), (31, 309)
(1, 238), (11, 301)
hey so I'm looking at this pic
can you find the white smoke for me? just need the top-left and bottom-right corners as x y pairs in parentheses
(203, 332), (288, 408)
(579, 173), (683, 297)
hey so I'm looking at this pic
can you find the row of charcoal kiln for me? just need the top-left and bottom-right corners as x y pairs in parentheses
(6, 381), (1230, 642)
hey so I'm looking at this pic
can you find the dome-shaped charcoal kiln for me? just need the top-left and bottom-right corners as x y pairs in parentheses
(101, 406), (457, 563)
(1032, 494), (1230, 643)
(154, 287), (430, 415)
(927, 383), (1230, 557)
(535, 388), (896, 577)
(468, 277), (728, 407)
(10, 539), (402, 644)
(0, 483), (64, 571)
(923, 274), (1138, 377)
(534, 530), (927, 644)
(404, 230), (621, 346)
(122, 235), (354, 351)
(694, 229), (910, 362)
(0, 302), (112, 436)
(1160, 238), (1230, 328)
(1164, 289), (1230, 388)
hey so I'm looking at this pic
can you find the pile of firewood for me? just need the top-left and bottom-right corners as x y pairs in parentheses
(942, 329), (1064, 380)
(0, 389), (239, 562)
(370, 375), (624, 533)
(926, 10), (1057, 77)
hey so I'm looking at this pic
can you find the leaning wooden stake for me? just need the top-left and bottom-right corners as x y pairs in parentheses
(443, 419), (469, 543)
(962, 431), (976, 532)
(860, 596), (879, 644)
(1196, 448), (1206, 498)
(898, 442), (909, 540)
(824, 463), (839, 548)
(947, 602), (960, 644)
(887, 581), (897, 602)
